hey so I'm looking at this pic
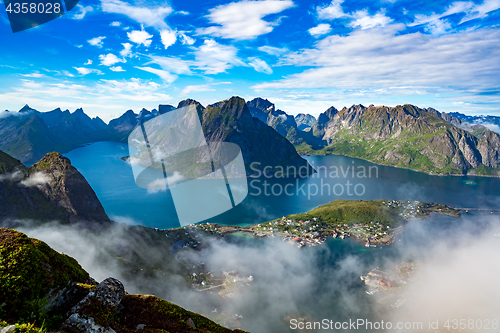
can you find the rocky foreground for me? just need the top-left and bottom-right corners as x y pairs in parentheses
(0, 228), (247, 333)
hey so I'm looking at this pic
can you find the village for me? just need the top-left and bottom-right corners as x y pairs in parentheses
(360, 261), (419, 309)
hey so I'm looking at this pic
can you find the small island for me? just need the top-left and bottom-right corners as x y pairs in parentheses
(201, 199), (460, 248)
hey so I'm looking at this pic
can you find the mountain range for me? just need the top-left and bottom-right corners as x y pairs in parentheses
(304, 104), (500, 176)
(1, 97), (312, 176)
(2, 97), (500, 177)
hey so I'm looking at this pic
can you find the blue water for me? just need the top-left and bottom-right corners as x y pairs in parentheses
(64, 141), (500, 229)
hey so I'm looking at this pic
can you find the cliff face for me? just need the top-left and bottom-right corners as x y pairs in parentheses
(0, 113), (71, 165)
(28, 152), (111, 223)
(311, 104), (500, 176)
(0, 228), (247, 333)
(295, 113), (317, 130)
(182, 96), (313, 176)
(246, 97), (318, 148)
(0, 150), (110, 223)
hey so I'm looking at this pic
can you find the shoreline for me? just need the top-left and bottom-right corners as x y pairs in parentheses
(300, 152), (500, 178)
(202, 206), (461, 248)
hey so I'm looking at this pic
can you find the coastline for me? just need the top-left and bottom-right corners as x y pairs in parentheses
(188, 202), (461, 248)
(300, 152), (500, 178)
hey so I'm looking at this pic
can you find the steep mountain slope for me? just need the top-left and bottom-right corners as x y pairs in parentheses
(449, 111), (500, 134)
(0, 113), (71, 165)
(0, 150), (110, 223)
(295, 113), (316, 130)
(246, 97), (304, 144)
(308, 104), (500, 176)
(184, 97), (314, 176)
(29, 152), (111, 223)
(0, 228), (246, 333)
(1, 105), (115, 163)
(108, 109), (139, 142)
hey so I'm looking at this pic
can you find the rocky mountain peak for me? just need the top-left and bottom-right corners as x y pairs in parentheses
(18, 104), (37, 113)
(28, 152), (111, 224)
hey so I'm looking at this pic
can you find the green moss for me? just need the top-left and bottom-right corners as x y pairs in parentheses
(472, 165), (499, 176)
(0, 228), (89, 323)
(279, 199), (404, 229)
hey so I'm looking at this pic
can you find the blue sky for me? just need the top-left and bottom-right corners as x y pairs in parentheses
(1, 0), (499, 122)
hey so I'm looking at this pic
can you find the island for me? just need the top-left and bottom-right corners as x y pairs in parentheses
(207, 199), (460, 248)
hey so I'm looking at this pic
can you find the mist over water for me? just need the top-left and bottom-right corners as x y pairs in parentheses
(5, 142), (488, 332)
(14, 213), (500, 333)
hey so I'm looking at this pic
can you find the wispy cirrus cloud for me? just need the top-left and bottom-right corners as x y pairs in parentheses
(258, 45), (288, 56)
(72, 4), (94, 20)
(180, 84), (214, 96)
(198, 0), (295, 40)
(248, 57), (273, 74)
(315, 0), (392, 29)
(408, 0), (500, 33)
(100, 0), (173, 29)
(135, 66), (177, 84)
(21, 72), (46, 78)
(253, 25), (500, 93)
(73, 67), (103, 75)
(146, 56), (192, 75)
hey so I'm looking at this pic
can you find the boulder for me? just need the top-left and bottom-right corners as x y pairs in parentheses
(62, 278), (124, 333)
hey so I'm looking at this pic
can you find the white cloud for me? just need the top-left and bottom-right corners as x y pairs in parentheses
(97, 78), (172, 102)
(87, 36), (106, 48)
(160, 29), (177, 49)
(194, 39), (243, 74)
(180, 84), (215, 96)
(424, 19), (452, 35)
(20, 172), (50, 187)
(21, 72), (45, 78)
(199, 0), (295, 40)
(99, 53), (125, 66)
(459, 0), (500, 24)
(73, 4), (93, 20)
(74, 67), (103, 75)
(110, 21), (121, 26)
(180, 33), (195, 45)
(101, 0), (172, 29)
(147, 56), (192, 75)
(348, 10), (393, 29)
(120, 43), (133, 57)
(84, 59), (92, 65)
(110, 66), (125, 72)
(316, 1), (392, 30)
(309, 23), (332, 36)
(410, 0), (500, 31)
(146, 177), (167, 194)
(248, 57), (273, 74)
(258, 45), (288, 56)
(135, 66), (177, 84)
(0, 170), (24, 182)
(317, 0), (345, 20)
(252, 25), (500, 92)
(127, 30), (153, 47)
